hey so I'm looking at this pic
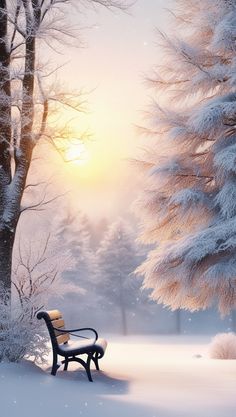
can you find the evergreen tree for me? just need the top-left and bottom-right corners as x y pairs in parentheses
(54, 209), (100, 326)
(91, 218), (109, 250)
(56, 210), (94, 289)
(96, 219), (144, 335)
(136, 0), (236, 315)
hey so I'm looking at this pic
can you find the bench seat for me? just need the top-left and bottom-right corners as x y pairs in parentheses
(58, 338), (107, 356)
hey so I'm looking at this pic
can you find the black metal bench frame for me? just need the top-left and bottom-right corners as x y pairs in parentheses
(37, 310), (107, 382)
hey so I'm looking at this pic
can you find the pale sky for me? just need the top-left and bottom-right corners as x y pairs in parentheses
(39, 0), (171, 220)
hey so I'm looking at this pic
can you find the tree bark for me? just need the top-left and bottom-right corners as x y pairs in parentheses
(0, 228), (15, 291)
(0, 0), (13, 293)
(0, 0), (12, 189)
(0, 3), (36, 292)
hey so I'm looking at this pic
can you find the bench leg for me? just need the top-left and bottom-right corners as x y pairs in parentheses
(67, 356), (93, 382)
(86, 355), (93, 382)
(51, 353), (60, 376)
(62, 358), (69, 371)
(92, 352), (100, 370)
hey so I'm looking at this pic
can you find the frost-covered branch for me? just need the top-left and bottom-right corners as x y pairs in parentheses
(20, 189), (67, 213)
(12, 233), (79, 315)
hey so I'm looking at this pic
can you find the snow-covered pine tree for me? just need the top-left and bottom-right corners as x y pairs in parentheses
(54, 210), (97, 323)
(135, 0), (236, 315)
(91, 218), (108, 250)
(96, 219), (144, 335)
(56, 211), (94, 288)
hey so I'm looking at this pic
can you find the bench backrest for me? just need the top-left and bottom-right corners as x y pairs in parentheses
(37, 310), (70, 347)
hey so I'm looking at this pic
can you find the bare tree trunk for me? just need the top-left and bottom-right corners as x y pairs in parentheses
(175, 309), (181, 334)
(231, 310), (236, 332)
(0, 229), (15, 290)
(120, 303), (128, 336)
(118, 274), (128, 335)
(0, 1), (13, 292)
(0, 2), (36, 292)
(0, 1), (11, 182)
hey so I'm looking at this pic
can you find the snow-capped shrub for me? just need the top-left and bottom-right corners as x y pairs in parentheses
(0, 286), (49, 364)
(209, 333), (236, 359)
(0, 233), (82, 363)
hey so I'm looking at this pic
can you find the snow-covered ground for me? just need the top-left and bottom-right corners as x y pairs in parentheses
(1, 335), (236, 417)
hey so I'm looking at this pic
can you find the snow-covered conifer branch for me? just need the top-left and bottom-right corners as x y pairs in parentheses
(135, 0), (236, 315)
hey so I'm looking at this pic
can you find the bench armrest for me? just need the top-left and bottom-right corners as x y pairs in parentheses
(53, 327), (98, 344)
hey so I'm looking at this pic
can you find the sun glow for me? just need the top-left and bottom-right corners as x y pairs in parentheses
(51, 92), (132, 188)
(65, 142), (90, 166)
(54, 138), (90, 166)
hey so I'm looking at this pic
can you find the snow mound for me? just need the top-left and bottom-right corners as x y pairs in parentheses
(209, 332), (236, 359)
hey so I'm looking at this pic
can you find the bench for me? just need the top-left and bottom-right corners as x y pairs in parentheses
(37, 309), (107, 381)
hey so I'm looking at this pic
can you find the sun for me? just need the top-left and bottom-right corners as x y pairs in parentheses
(54, 138), (90, 166)
(64, 141), (89, 166)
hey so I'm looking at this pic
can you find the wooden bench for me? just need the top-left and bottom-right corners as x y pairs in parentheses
(37, 309), (107, 381)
